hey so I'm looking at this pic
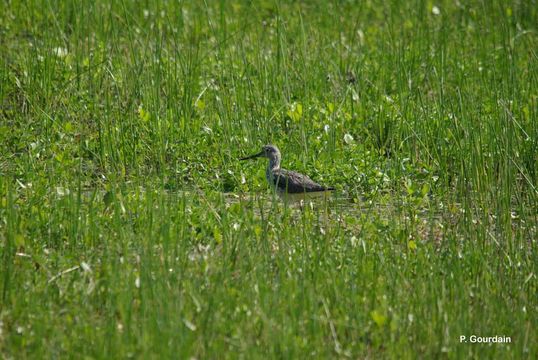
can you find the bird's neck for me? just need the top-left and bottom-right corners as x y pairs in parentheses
(266, 157), (280, 184)
(268, 156), (280, 171)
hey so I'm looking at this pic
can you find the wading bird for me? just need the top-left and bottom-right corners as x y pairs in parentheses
(240, 144), (334, 195)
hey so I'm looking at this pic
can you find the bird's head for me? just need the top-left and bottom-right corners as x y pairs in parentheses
(240, 144), (281, 160)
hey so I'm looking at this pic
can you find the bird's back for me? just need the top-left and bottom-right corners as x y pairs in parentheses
(271, 168), (333, 194)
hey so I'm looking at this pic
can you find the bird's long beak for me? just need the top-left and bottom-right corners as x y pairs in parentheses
(239, 151), (263, 160)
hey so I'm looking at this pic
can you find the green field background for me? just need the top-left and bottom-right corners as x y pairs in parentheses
(1, 0), (537, 358)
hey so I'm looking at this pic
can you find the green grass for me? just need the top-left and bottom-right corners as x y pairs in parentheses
(1, 0), (537, 358)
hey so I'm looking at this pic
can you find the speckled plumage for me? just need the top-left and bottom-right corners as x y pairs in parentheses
(241, 145), (334, 194)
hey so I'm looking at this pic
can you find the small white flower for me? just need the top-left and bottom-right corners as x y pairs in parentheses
(80, 262), (92, 273)
(344, 133), (354, 145)
(357, 29), (365, 42)
(56, 187), (70, 196)
(53, 47), (68, 58)
(432, 6), (440, 15)
(183, 319), (197, 331)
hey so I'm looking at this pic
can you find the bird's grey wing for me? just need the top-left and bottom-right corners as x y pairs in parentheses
(273, 169), (327, 193)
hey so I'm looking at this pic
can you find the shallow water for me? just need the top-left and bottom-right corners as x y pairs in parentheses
(79, 186), (446, 228)
(224, 189), (415, 220)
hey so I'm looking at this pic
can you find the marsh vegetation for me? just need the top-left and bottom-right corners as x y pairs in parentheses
(1, 1), (537, 358)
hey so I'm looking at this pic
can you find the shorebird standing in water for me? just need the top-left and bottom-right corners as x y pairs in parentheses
(240, 144), (334, 195)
